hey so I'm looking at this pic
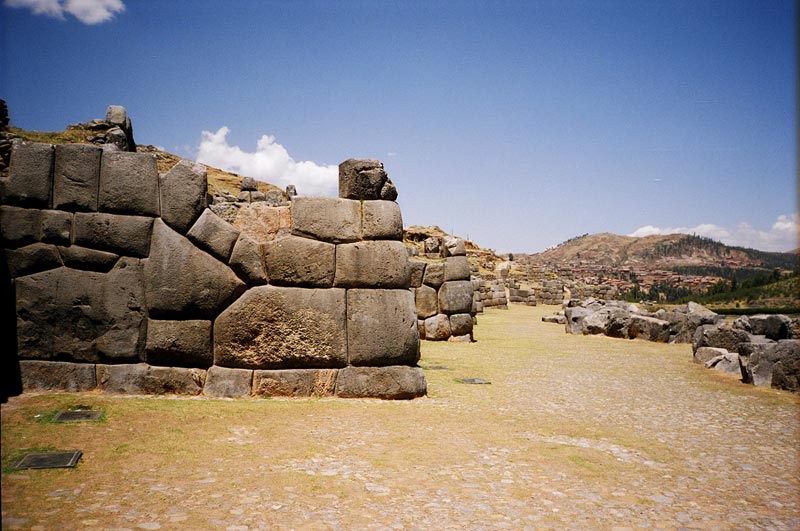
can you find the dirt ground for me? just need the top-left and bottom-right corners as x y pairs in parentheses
(2, 304), (798, 531)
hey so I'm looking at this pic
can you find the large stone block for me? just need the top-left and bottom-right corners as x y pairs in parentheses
(145, 319), (213, 368)
(415, 284), (438, 319)
(187, 209), (241, 262)
(5, 243), (63, 277)
(449, 313), (473, 337)
(694, 346), (730, 365)
(627, 314), (671, 342)
(16, 258), (146, 362)
(334, 240), (410, 288)
(57, 245), (119, 272)
(214, 286), (347, 369)
(0, 205), (42, 246)
(41, 209), (72, 245)
(335, 366), (426, 399)
(438, 280), (474, 314)
(5, 141), (53, 207)
(53, 143), (102, 211)
(444, 256), (470, 281)
(739, 340), (800, 391)
(20, 360), (97, 392)
(144, 219), (246, 319)
(443, 236), (466, 257)
(73, 212), (153, 257)
(203, 366), (253, 398)
(290, 196), (360, 243)
(347, 289), (419, 366)
(229, 234), (267, 285)
(99, 151), (159, 216)
(361, 200), (403, 240)
(252, 369), (338, 397)
(159, 160), (207, 233)
(422, 261), (444, 288)
(409, 259), (426, 288)
(424, 314), (451, 341)
(233, 204), (291, 243)
(97, 363), (206, 395)
(692, 324), (751, 354)
(338, 159), (398, 201)
(264, 235), (335, 288)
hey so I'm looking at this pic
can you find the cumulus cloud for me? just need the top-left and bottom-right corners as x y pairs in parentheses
(629, 213), (799, 252)
(4, 0), (124, 24)
(196, 127), (338, 197)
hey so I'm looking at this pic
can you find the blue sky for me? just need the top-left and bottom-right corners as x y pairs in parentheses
(2, 0), (797, 253)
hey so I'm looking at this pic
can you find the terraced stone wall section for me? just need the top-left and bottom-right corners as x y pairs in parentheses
(1, 143), (425, 399)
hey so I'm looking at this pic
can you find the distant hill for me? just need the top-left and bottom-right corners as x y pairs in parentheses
(516, 232), (798, 272)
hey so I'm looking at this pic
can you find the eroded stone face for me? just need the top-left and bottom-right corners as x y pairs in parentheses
(346, 289), (419, 366)
(334, 240), (411, 289)
(214, 286), (347, 370)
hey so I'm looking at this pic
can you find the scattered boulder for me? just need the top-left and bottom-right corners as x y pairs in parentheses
(335, 366), (426, 399)
(738, 340), (800, 391)
(338, 159), (398, 201)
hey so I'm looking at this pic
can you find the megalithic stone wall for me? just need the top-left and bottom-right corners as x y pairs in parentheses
(1, 143), (425, 399)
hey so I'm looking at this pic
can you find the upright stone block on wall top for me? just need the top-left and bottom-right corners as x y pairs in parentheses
(99, 151), (159, 216)
(53, 143), (102, 211)
(4, 141), (53, 207)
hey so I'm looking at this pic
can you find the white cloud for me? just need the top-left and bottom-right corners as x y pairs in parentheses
(629, 213), (799, 252)
(196, 127), (338, 197)
(4, 0), (124, 24)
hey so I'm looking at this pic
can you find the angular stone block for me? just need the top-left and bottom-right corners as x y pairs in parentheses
(144, 219), (245, 319)
(99, 151), (159, 216)
(424, 314), (451, 341)
(334, 240), (410, 288)
(229, 234), (267, 285)
(422, 261), (444, 288)
(97, 363), (206, 395)
(159, 160), (207, 233)
(347, 289), (419, 366)
(694, 346), (729, 365)
(693, 325), (751, 354)
(339, 159), (388, 201)
(739, 340), (800, 390)
(252, 369), (338, 397)
(449, 313), (473, 337)
(187, 209), (241, 262)
(5, 243), (62, 277)
(361, 200), (403, 240)
(290, 196), (360, 243)
(264, 235), (335, 288)
(409, 259), (426, 288)
(444, 256), (470, 281)
(20, 360), (97, 392)
(214, 286), (347, 369)
(335, 366), (426, 399)
(53, 143), (102, 211)
(5, 141), (53, 207)
(233, 204), (291, 243)
(58, 245), (119, 272)
(443, 236), (466, 257)
(438, 280), (474, 314)
(415, 284), (438, 319)
(0, 205), (42, 246)
(418, 319), (426, 340)
(627, 315), (671, 343)
(203, 366), (253, 398)
(73, 212), (153, 257)
(145, 319), (213, 368)
(41, 210), (72, 245)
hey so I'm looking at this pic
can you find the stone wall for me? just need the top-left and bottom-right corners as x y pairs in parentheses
(475, 278), (508, 310)
(2, 145), (425, 399)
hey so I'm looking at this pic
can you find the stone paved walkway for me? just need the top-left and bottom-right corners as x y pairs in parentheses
(2, 304), (798, 530)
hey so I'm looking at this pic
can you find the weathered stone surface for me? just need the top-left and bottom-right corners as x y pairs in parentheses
(423, 237), (440, 256)
(422, 261), (444, 288)
(264, 235), (335, 288)
(418, 319), (426, 339)
(291, 197), (360, 243)
(542, 314), (566, 324)
(443, 236), (466, 257)
(694, 346), (729, 365)
(361, 200), (403, 240)
(409, 259), (426, 288)
(338, 159), (387, 200)
(5, 243), (62, 277)
(444, 256), (470, 281)
(692, 324), (751, 354)
(41, 210), (72, 245)
(0, 205), (42, 246)
(159, 160), (207, 233)
(380, 180), (398, 201)
(232, 204), (291, 244)
(334, 240), (411, 288)
(187, 209), (241, 262)
(53, 143), (102, 211)
(449, 313), (473, 337)
(214, 286), (347, 369)
(424, 314), (451, 341)
(99, 151), (159, 216)
(203, 366), (253, 397)
(627, 314), (671, 342)
(705, 352), (742, 375)
(20, 360), (97, 392)
(438, 281), (474, 314)
(73, 212), (153, 257)
(58, 245), (119, 272)
(144, 219), (245, 319)
(145, 319), (212, 368)
(335, 366), (426, 399)
(347, 289), (419, 366)
(565, 306), (592, 334)
(739, 314), (794, 340)
(415, 284), (439, 319)
(448, 334), (471, 343)
(229, 234), (267, 285)
(97, 363), (206, 395)
(252, 369), (338, 397)
(16, 258), (146, 362)
(241, 176), (258, 191)
(5, 141), (53, 207)
(739, 340), (800, 391)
